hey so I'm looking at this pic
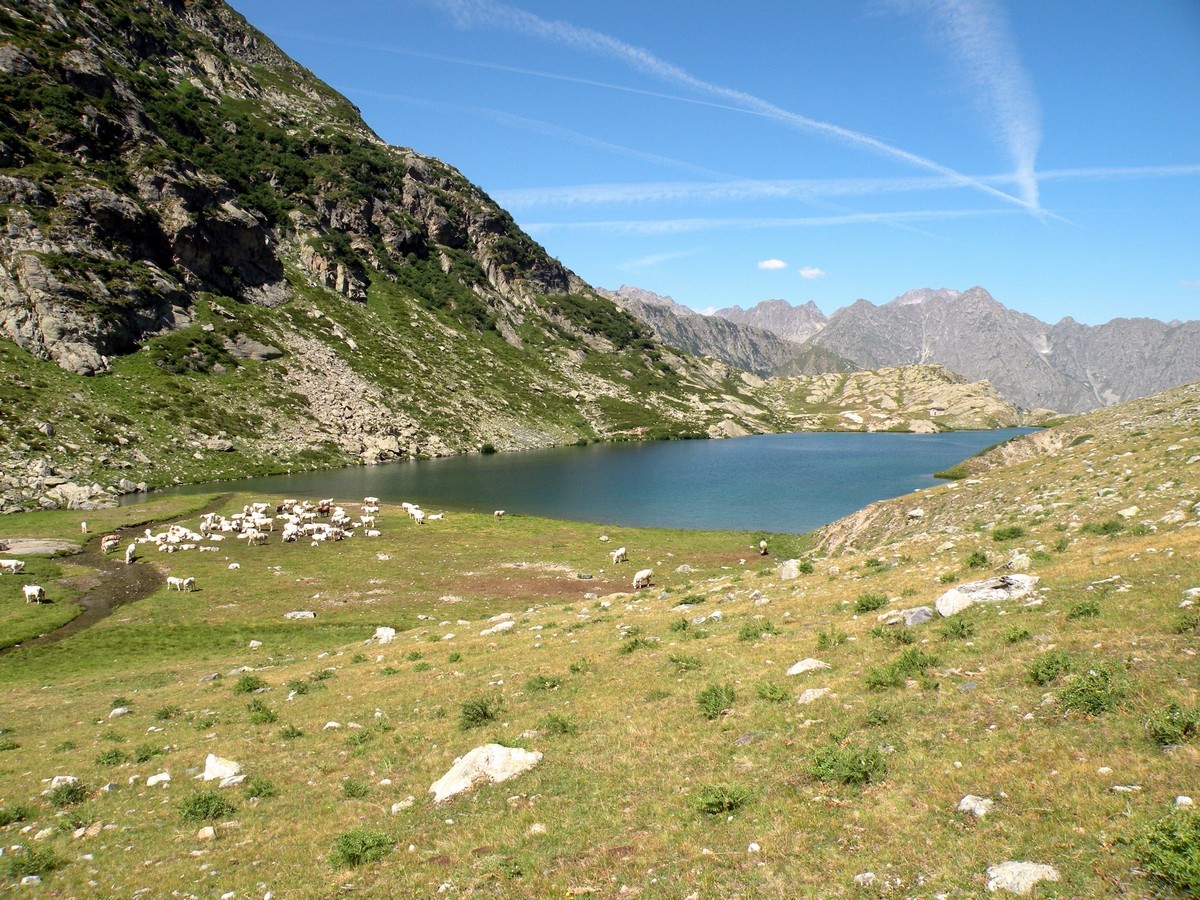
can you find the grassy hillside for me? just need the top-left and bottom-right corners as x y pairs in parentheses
(0, 384), (1197, 896)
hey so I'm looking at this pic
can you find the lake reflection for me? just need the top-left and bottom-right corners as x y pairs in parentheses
(145, 428), (1033, 533)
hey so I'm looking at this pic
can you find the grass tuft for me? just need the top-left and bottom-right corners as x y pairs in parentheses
(329, 827), (393, 868)
(697, 682), (736, 720)
(179, 790), (237, 823)
(691, 783), (752, 815)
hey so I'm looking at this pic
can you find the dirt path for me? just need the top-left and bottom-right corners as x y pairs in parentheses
(0, 495), (231, 656)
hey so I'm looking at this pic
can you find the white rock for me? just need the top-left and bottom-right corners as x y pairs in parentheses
(202, 754), (243, 783)
(284, 610), (316, 620)
(50, 775), (78, 788)
(323, 721), (342, 730)
(778, 560), (802, 580)
(1175, 796), (1195, 810)
(529, 822), (548, 835)
(480, 621), (515, 637)
(197, 826), (217, 841)
(747, 842), (761, 853)
(108, 707), (130, 718)
(797, 688), (830, 705)
(854, 872), (875, 886)
(147, 772), (171, 786)
(958, 794), (995, 818)
(786, 658), (831, 676)
(391, 796), (416, 814)
(985, 861), (1060, 894)
(20, 876), (42, 886)
(368, 626), (396, 644)
(33, 827), (53, 841)
(248, 640), (262, 649)
(429, 744), (543, 803)
(936, 575), (1039, 617)
(1117, 505), (1140, 518)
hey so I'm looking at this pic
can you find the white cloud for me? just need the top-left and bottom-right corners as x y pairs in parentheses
(757, 259), (788, 270)
(1182, 279), (1200, 288)
(798, 267), (826, 279)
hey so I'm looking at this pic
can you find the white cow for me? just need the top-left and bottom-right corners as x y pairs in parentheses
(0, 559), (25, 575)
(632, 568), (653, 590)
(23, 584), (45, 603)
(494, 510), (506, 519)
(610, 546), (627, 565)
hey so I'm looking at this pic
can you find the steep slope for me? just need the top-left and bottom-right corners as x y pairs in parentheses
(805, 287), (1200, 413)
(0, 0), (779, 508)
(601, 285), (852, 378)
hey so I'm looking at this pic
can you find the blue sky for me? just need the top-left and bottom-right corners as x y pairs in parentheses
(230, 0), (1200, 325)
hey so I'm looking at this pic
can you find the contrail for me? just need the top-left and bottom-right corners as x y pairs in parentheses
(889, 0), (1043, 209)
(426, 0), (1041, 214)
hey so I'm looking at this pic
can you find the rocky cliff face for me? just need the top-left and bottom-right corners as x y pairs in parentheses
(714, 298), (828, 343)
(805, 287), (1200, 414)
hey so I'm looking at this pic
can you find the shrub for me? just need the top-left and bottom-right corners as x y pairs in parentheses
(459, 696), (502, 730)
(1081, 519), (1125, 537)
(133, 743), (164, 763)
(540, 713), (578, 736)
(1004, 626), (1032, 644)
(49, 779), (88, 807)
(351, 653), (368, 664)
(853, 592), (888, 614)
(966, 550), (989, 569)
(242, 776), (278, 799)
(246, 698), (278, 725)
(863, 707), (890, 727)
(939, 617), (975, 640)
(286, 679), (310, 695)
(1054, 536), (1070, 552)
(1135, 808), (1200, 895)
(179, 790), (237, 823)
(738, 619), (780, 641)
(1174, 613), (1200, 635)
(754, 680), (789, 703)
(0, 844), (66, 879)
(95, 748), (129, 767)
(329, 827), (393, 868)
(619, 635), (654, 654)
(568, 658), (590, 674)
(0, 803), (35, 827)
(232, 674), (267, 694)
(405, 651), (423, 662)
(1058, 665), (1127, 715)
(448, 652), (462, 663)
(1068, 599), (1101, 620)
(310, 668), (335, 681)
(895, 647), (939, 675)
(864, 664), (904, 691)
(1027, 650), (1076, 685)
(992, 525), (1026, 542)
(1145, 703), (1200, 746)
(678, 594), (705, 606)
(939, 571), (959, 584)
(342, 778), (370, 799)
(697, 682), (736, 720)
(870, 625), (915, 646)
(380, 666), (400, 676)
(278, 724), (303, 739)
(526, 674), (562, 692)
(667, 653), (703, 673)
(815, 625), (847, 651)
(153, 705), (182, 721)
(796, 560), (814, 575)
(691, 783), (752, 815)
(412, 662), (432, 672)
(808, 743), (886, 786)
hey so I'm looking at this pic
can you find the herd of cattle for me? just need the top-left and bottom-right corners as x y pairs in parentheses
(4, 496), (656, 606)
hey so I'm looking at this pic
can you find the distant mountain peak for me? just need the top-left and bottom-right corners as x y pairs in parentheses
(713, 297), (828, 344)
(890, 288), (962, 306)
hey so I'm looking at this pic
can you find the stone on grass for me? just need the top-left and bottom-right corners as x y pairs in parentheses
(429, 744), (543, 803)
(854, 872), (875, 886)
(1175, 796), (1194, 810)
(480, 620), (515, 637)
(147, 772), (170, 787)
(985, 861), (1060, 894)
(284, 610), (316, 620)
(109, 706), (130, 718)
(50, 775), (78, 788)
(197, 826), (217, 841)
(21, 876), (42, 886)
(786, 658), (831, 676)
(778, 560), (802, 580)
(367, 626), (396, 644)
(797, 688), (830, 705)
(391, 796), (416, 814)
(202, 755), (242, 783)
(936, 575), (1039, 617)
(958, 795), (995, 818)
(248, 640), (262, 649)
(878, 606), (933, 628)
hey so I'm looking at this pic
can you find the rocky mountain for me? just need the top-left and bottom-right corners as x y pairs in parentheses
(722, 288), (1200, 414)
(0, 0), (789, 508)
(600, 285), (852, 378)
(714, 298), (829, 343)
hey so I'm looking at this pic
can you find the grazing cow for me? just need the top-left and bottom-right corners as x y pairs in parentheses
(610, 546), (627, 565)
(494, 510), (506, 519)
(759, 540), (768, 556)
(0, 559), (25, 575)
(23, 584), (45, 603)
(632, 568), (653, 590)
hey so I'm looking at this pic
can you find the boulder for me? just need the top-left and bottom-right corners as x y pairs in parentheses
(936, 575), (1039, 617)
(958, 795), (995, 818)
(367, 626), (397, 644)
(480, 620), (515, 637)
(201, 754), (242, 783)
(786, 658), (831, 676)
(284, 610), (316, 620)
(878, 606), (933, 628)
(985, 861), (1060, 894)
(778, 560), (802, 580)
(797, 688), (830, 705)
(429, 744), (543, 803)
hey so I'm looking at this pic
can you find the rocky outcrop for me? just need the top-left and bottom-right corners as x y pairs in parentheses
(715, 298), (828, 344)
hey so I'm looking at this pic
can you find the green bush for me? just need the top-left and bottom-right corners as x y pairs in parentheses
(1004, 626), (1032, 644)
(0, 803), (35, 827)
(526, 674), (562, 692)
(619, 635), (654, 654)
(697, 682), (736, 720)
(242, 776), (278, 799)
(1058, 665), (1127, 715)
(870, 625), (915, 646)
(1027, 650), (1076, 685)
(1067, 599), (1101, 620)
(992, 525), (1026, 542)
(405, 651), (423, 662)
(179, 790), (237, 823)
(754, 680), (789, 703)
(412, 661), (432, 672)
(341, 778), (369, 799)
(49, 779), (88, 807)
(1081, 519), (1125, 537)
(133, 743), (164, 763)
(667, 653), (703, 673)
(853, 592), (888, 614)
(232, 674), (267, 694)
(808, 743), (886, 786)
(153, 705), (182, 721)
(939, 617), (975, 640)
(278, 724), (303, 740)
(738, 619), (780, 641)
(540, 713), (578, 736)
(1173, 612), (1200, 635)
(815, 625), (847, 651)
(246, 698), (278, 725)
(95, 748), (129, 766)
(1144, 703), (1199, 746)
(329, 827), (393, 868)
(966, 550), (989, 569)
(691, 783), (752, 815)
(459, 696), (502, 730)
(0, 844), (66, 879)
(1135, 808), (1200, 895)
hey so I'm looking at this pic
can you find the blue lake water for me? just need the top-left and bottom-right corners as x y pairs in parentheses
(149, 428), (1033, 533)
